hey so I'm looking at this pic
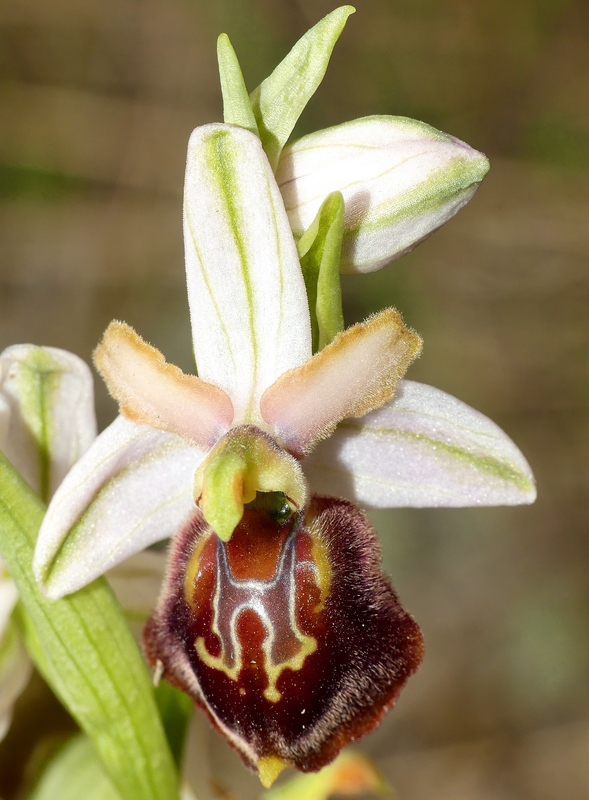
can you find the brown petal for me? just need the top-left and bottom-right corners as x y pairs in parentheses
(144, 496), (423, 785)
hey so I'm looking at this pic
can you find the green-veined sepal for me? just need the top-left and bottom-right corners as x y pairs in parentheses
(0, 345), (96, 504)
(304, 380), (537, 506)
(183, 124), (311, 426)
(34, 416), (204, 599)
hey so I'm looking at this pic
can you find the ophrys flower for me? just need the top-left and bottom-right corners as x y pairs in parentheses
(32, 124), (534, 786)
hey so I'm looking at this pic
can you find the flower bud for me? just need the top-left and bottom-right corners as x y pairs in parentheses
(277, 115), (489, 274)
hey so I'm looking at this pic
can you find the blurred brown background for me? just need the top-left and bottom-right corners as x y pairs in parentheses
(1, 0), (589, 798)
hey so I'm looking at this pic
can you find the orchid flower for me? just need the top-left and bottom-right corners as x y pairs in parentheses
(0, 345), (169, 743)
(31, 122), (535, 787)
(0, 344), (96, 739)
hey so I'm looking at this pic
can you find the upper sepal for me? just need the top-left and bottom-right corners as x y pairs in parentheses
(277, 115), (489, 274)
(144, 496), (423, 785)
(183, 124), (311, 425)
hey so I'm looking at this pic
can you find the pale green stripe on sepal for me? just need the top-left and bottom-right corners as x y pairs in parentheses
(249, 6), (355, 170)
(217, 34), (259, 136)
(14, 348), (59, 503)
(277, 115), (490, 274)
(0, 454), (179, 800)
(297, 191), (345, 352)
(29, 735), (122, 800)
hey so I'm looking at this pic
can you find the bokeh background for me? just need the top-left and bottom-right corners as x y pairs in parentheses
(1, 0), (588, 798)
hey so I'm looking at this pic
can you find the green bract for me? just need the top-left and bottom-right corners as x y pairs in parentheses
(217, 7), (488, 275)
(248, 6), (355, 169)
(297, 191), (345, 353)
(0, 345), (180, 798)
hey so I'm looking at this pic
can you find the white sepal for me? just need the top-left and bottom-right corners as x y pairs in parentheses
(183, 124), (311, 425)
(34, 416), (205, 598)
(304, 380), (536, 507)
(277, 116), (489, 274)
(0, 345), (96, 503)
(0, 619), (32, 741)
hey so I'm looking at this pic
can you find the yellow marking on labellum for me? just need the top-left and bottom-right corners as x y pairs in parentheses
(195, 530), (318, 702)
(258, 754), (289, 788)
(308, 515), (332, 613)
(184, 534), (209, 610)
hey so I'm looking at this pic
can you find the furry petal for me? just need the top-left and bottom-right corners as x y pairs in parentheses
(94, 321), (233, 447)
(260, 309), (421, 457)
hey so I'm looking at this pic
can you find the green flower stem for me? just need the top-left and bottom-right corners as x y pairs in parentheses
(0, 452), (179, 800)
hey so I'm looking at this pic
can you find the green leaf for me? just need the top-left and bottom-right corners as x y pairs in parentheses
(217, 34), (259, 136)
(0, 453), (178, 800)
(249, 6), (355, 169)
(154, 681), (193, 769)
(297, 191), (345, 352)
(29, 735), (122, 800)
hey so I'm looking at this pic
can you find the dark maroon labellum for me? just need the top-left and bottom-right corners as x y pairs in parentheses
(144, 496), (423, 784)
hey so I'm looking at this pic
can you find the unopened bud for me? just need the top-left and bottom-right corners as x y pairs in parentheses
(277, 115), (489, 274)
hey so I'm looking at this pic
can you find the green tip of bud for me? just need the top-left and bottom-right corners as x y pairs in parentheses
(194, 425), (308, 542)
